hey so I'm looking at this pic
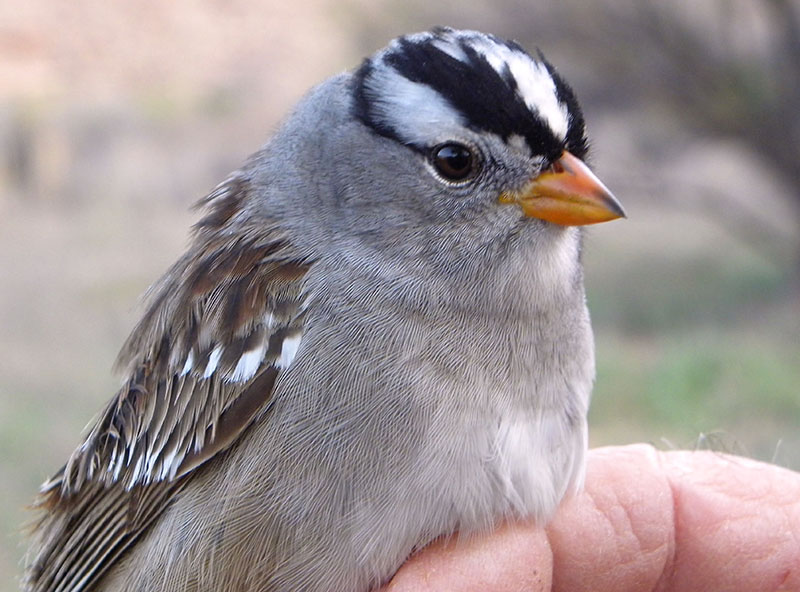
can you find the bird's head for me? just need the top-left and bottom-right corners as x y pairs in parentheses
(351, 28), (622, 228)
(247, 28), (625, 274)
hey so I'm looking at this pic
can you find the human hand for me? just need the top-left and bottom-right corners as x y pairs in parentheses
(383, 444), (800, 591)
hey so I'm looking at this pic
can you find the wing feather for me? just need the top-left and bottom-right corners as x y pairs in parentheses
(24, 172), (311, 592)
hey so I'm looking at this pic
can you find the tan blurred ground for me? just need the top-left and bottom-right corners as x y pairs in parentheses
(1, 2), (798, 590)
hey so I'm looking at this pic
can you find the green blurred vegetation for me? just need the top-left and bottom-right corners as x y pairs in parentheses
(586, 231), (799, 467)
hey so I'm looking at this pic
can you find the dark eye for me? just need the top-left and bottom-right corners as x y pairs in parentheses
(431, 143), (476, 182)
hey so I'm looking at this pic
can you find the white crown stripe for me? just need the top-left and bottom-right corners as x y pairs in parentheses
(465, 36), (569, 140)
(368, 29), (570, 148)
(367, 68), (465, 146)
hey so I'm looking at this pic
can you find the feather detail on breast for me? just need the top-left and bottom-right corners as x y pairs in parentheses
(24, 172), (311, 592)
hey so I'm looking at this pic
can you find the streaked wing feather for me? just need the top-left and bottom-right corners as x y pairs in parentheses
(24, 172), (311, 592)
(177, 366), (279, 478)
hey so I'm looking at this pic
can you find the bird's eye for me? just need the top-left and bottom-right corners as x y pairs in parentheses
(430, 143), (476, 182)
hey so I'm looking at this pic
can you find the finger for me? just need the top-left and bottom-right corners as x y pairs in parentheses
(547, 444), (675, 591)
(383, 523), (552, 592)
(383, 445), (800, 592)
(548, 445), (800, 592)
(658, 449), (800, 591)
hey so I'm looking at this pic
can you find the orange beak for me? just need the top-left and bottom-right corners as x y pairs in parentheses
(500, 151), (625, 226)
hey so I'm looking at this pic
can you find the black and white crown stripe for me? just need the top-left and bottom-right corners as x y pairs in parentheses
(47, 29), (586, 496)
(353, 27), (588, 161)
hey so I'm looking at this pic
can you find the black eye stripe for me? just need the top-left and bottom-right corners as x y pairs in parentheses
(351, 30), (589, 161)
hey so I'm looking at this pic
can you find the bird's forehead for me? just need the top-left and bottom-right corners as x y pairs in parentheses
(409, 29), (569, 139)
(354, 28), (572, 157)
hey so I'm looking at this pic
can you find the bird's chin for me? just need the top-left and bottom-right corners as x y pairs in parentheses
(511, 214), (583, 245)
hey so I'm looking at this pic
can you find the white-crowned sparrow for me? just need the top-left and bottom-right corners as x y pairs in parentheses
(24, 27), (624, 592)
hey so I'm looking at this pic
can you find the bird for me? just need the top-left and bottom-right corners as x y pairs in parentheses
(23, 27), (625, 592)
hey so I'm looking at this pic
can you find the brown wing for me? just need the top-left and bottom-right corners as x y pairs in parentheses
(24, 172), (311, 592)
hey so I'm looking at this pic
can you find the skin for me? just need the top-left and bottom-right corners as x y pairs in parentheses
(383, 444), (800, 592)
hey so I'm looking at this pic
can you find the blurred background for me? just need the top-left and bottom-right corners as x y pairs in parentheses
(1, 0), (798, 588)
